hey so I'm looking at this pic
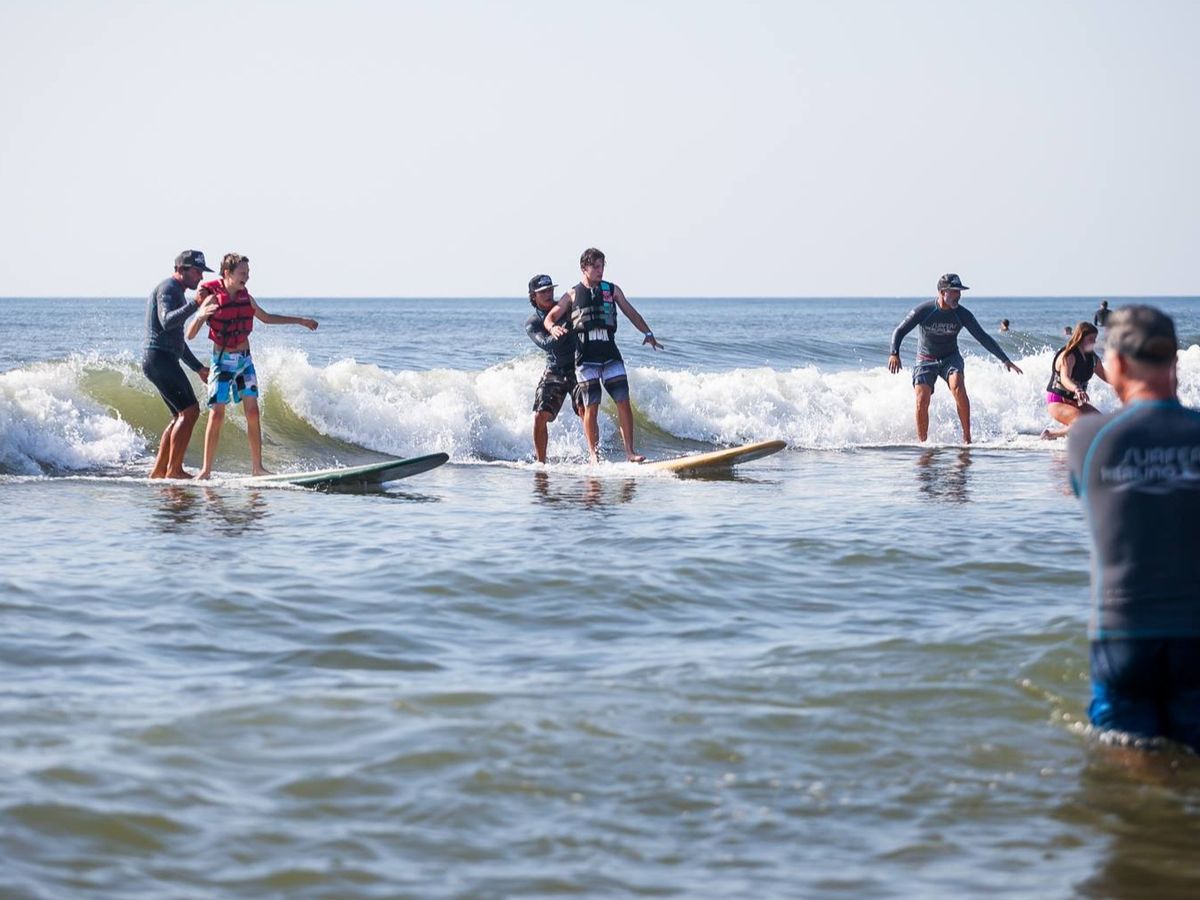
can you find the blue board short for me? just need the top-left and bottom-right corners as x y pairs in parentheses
(912, 352), (965, 391)
(576, 359), (629, 407)
(1089, 638), (1200, 751)
(208, 350), (259, 407)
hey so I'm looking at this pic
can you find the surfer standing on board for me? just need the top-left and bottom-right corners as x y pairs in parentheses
(545, 248), (663, 463)
(888, 273), (1022, 444)
(142, 250), (216, 479)
(186, 253), (318, 478)
(1068, 305), (1200, 752)
(525, 273), (581, 463)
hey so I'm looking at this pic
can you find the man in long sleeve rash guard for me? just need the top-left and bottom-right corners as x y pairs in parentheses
(888, 273), (1023, 443)
(142, 250), (216, 478)
(525, 273), (580, 462)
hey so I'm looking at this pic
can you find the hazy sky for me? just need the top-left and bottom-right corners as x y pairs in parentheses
(1, 0), (1196, 297)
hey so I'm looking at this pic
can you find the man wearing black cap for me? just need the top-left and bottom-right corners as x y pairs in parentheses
(888, 273), (1023, 443)
(1068, 305), (1200, 752)
(141, 250), (217, 478)
(525, 274), (579, 462)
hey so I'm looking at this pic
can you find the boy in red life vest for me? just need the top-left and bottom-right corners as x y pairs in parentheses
(186, 252), (318, 478)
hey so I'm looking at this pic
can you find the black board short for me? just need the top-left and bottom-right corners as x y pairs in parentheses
(142, 349), (197, 416)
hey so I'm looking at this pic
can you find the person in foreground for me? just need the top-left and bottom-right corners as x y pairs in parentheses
(525, 273), (580, 463)
(545, 248), (663, 463)
(888, 273), (1023, 444)
(142, 250), (216, 479)
(1041, 321), (1108, 440)
(1068, 305), (1200, 753)
(186, 253), (318, 478)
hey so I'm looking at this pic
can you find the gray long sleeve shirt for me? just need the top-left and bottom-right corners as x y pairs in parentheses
(144, 277), (203, 372)
(890, 300), (1012, 364)
(1068, 399), (1200, 639)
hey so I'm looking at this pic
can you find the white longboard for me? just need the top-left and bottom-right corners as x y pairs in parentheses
(642, 440), (786, 474)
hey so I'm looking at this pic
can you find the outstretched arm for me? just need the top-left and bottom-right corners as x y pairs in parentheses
(888, 304), (925, 372)
(252, 297), (318, 330)
(613, 285), (663, 350)
(961, 308), (1022, 373)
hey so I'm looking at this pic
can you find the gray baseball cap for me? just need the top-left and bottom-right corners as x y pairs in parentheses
(1104, 305), (1178, 364)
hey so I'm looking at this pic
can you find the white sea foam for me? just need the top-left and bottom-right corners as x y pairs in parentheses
(0, 358), (145, 473)
(4, 346), (1199, 471)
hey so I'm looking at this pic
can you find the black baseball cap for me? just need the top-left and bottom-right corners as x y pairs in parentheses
(528, 274), (557, 294)
(175, 250), (213, 272)
(937, 273), (969, 291)
(1104, 305), (1178, 364)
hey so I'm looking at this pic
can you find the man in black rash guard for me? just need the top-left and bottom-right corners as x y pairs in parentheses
(142, 250), (216, 479)
(888, 273), (1023, 443)
(525, 273), (580, 463)
(1068, 305), (1200, 752)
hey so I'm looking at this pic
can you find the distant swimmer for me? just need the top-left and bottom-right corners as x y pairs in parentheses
(142, 250), (214, 479)
(999, 319), (1010, 333)
(186, 253), (318, 478)
(1064, 326), (1073, 337)
(545, 248), (663, 463)
(525, 273), (581, 463)
(1040, 321), (1108, 440)
(888, 273), (1023, 444)
(1094, 300), (1111, 328)
(1068, 305), (1200, 753)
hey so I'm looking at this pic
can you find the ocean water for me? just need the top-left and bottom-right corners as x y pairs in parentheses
(2, 295), (1200, 898)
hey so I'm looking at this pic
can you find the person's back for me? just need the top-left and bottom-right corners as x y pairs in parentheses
(1068, 305), (1200, 751)
(1070, 401), (1200, 637)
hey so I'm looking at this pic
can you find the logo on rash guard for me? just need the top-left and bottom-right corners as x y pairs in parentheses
(1101, 444), (1200, 490)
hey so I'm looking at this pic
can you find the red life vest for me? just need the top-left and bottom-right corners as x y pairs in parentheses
(201, 278), (255, 347)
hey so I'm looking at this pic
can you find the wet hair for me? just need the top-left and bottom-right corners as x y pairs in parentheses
(220, 253), (249, 275)
(580, 248), (606, 270)
(1000, 319), (1009, 328)
(1063, 321), (1098, 357)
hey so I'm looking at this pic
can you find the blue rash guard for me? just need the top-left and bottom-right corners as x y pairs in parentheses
(144, 277), (203, 372)
(890, 300), (1013, 365)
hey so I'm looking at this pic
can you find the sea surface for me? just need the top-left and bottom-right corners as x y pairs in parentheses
(3, 294), (1200, 898)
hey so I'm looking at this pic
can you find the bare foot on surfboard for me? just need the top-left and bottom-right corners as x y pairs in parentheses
(627, 453), (646, 463)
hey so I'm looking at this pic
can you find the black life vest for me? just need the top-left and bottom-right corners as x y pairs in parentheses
(570, 281), (620, 364)
(202, 278), (255, 348)
(1046, 347), (1096, 401)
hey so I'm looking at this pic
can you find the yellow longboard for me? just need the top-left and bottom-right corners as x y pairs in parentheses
(643, 440), (787, 474)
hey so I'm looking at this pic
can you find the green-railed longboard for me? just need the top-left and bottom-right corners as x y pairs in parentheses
(247, 453), (449, 488)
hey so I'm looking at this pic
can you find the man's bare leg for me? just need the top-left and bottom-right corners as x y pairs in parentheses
(614, 398), (644, 462)
(914, 384), (933, 442)
(164, 404), (199, 478)
(244, 397), (271, 476)
(582, 404), (601, 464)
(533, 411), (552, 463)
(197, 403), (225, 480)
(948, 372), (971, 444)
(149, 418), (174, 479)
